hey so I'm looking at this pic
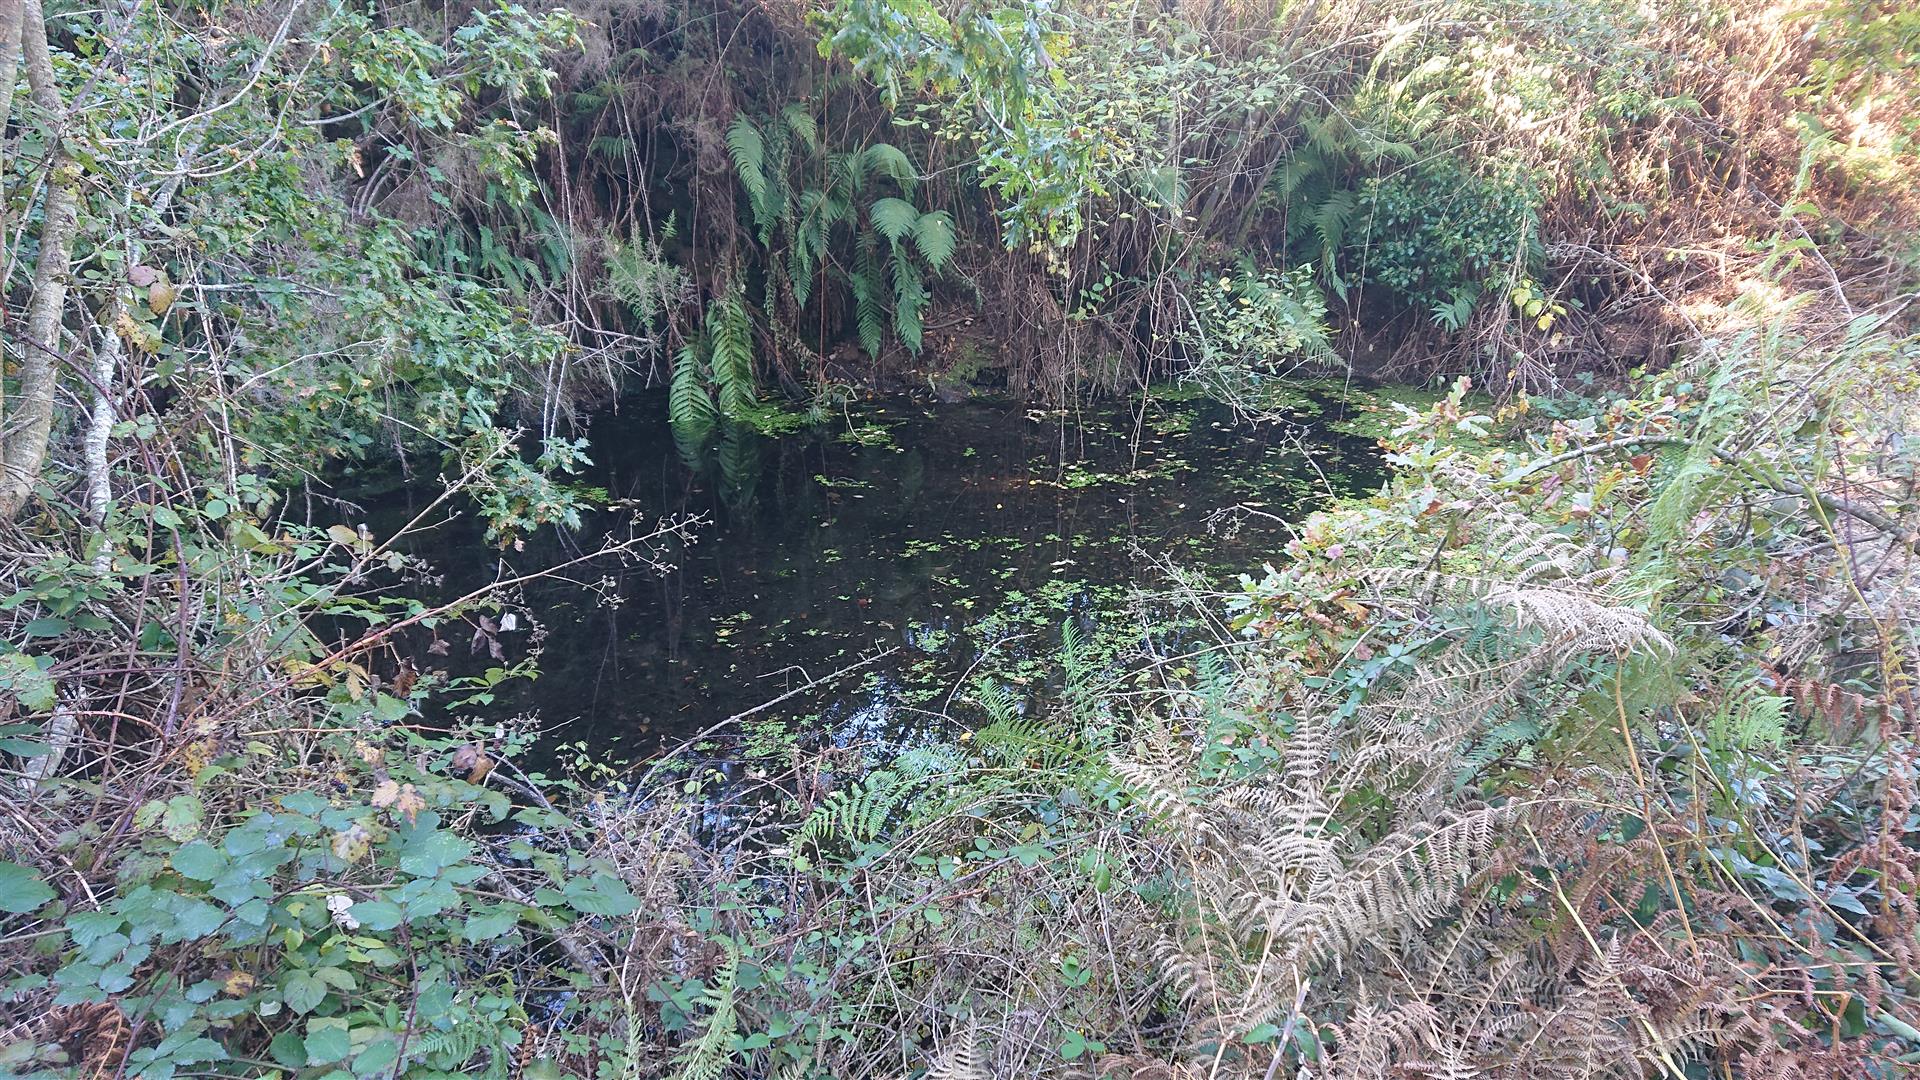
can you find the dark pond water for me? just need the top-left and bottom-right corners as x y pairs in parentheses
(368, 391), (1384, 767)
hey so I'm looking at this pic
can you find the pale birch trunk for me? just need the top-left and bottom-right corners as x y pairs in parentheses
(0, 0), (75, 519)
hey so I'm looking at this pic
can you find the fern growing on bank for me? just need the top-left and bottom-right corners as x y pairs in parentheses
(667, 289), (757, 432)
(669, 337), (717, 432)
(709, 290), (756, 418)
(723, 106), (958, 362)
(672, 940), (740, 1080)
(789, 768), (910, 859)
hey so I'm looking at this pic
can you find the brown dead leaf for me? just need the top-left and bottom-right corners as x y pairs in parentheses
(370, 778), (401, 808)
(451, 743), (494, 783)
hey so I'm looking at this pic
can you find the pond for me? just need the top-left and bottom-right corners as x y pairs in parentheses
(368, 388), (1388, 771)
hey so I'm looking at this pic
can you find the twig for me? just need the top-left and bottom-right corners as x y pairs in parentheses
(631, 647), (900, 793)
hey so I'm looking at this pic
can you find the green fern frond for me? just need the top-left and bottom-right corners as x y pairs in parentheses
(726, 115), (768, 220)
(852, 245), (887, 359)
(672, 420), (712, 472)
(780, 102), (821, 154)
(760, 119), (793, 243)
(588, 134), (631, 161)
(1645, 451), (1722, 551)
(1707, 679), (1789, 752)
(972, 679), (1020, 727)
(861, 142), (918, 191)
(913, 209), (957, 270)
(832, 149), (865, 199)
(716, 422), (761, 512)
(669, 337), (717, 432)
(791, 769), (909, 855)
(672, 941), (740, 1080)
(788, 237), (815, 309)
(870, 197), (921, 245)
(890, 249), (926, 352)
(708, 291), (756, 419)
(1311, 190), (1356, 261)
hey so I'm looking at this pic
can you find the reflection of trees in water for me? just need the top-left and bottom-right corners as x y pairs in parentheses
(422, 395), (1383, 760)
(717, 423), (763, 518)
(669, 419), (766, 522)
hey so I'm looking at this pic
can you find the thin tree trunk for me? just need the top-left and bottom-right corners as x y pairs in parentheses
(0, 0), (21, 134)
(0, 0), (28, 429)
(0, 0), (76, 519)
(84, 311), (121, 550)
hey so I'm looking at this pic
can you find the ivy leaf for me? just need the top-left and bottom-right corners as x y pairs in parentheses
(0, 862), (55, 913)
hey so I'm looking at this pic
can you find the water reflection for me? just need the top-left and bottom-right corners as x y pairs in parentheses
(370, 393), (1383, 764)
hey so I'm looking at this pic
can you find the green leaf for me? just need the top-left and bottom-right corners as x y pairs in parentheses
(0, 862), (55, 913)
(280, 791), (330, 815)
(171, 841), (227, 882)
(523, 1059), (573, 1080)
(351, 900), (404, 931)
(396, 826), (471, 878)
(352, 1036), (400, 1077)
(269, 1029), (308, 1068)
(66, 912), (123, 948)
(0, 654), (56, 712)
(167, 897), (226, 941)
(463, 905), (521, 941)
(561, 874), (638, 917)
(283, 971), (327, 1015)
(303, 1020), (351, 1065)
(161, 795), (205, 842)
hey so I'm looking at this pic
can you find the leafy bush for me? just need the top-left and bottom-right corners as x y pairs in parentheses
(1354, 158), (1542, 317)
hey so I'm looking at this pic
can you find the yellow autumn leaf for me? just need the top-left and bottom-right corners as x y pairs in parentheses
(370, 778), (401, 808)
(393, 783), (426, 825)
(331, 823), (372, 862)
(147, 279), (177, 315)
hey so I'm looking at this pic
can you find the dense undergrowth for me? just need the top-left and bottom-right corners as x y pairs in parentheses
(3, 0), (1919, 1078)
